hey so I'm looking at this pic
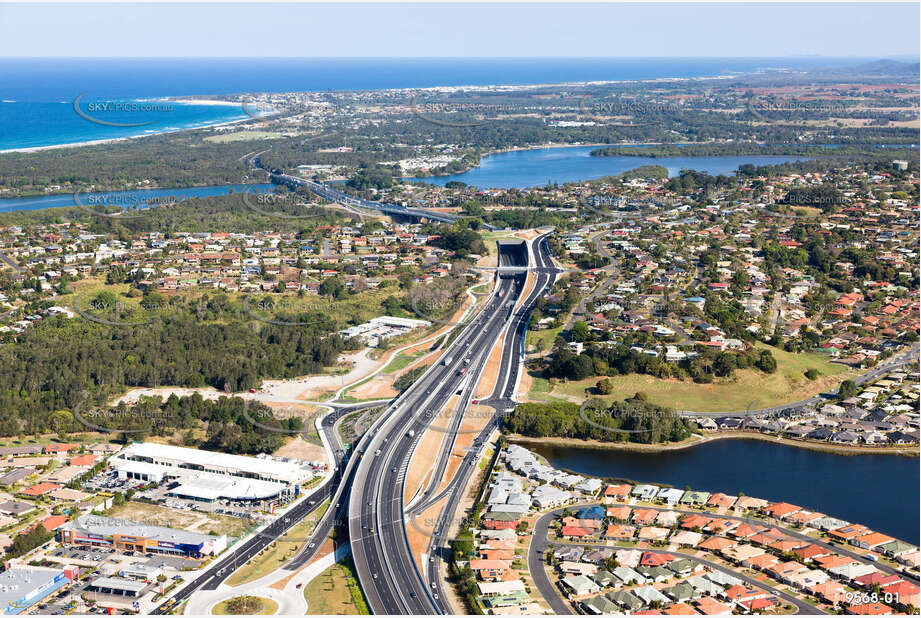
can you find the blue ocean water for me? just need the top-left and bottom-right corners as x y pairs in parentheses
(0, 57), (866, 152)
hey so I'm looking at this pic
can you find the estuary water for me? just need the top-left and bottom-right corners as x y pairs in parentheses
(529, 438), (920, 543)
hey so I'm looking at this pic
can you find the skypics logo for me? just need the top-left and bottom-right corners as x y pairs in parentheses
(72, 291), (168, 327)
(410, 94), (515, 128)
(72, 188), (189, 219)
(578, 95), (680, 127)
(408, 281), (493, 327)
(240, 98), (282, 120)
(71, 391), (183, 435)
(239, 170), (359, 223)
(746, 95), (849, 122)
(579, 397), (671, 438)
(73, 93), (173, 127)
(419, 405), (496, 436)
(240, 296), (346, 328)
(74, 93), (278, 128)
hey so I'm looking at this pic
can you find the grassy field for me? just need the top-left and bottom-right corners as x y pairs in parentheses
(527, 343), (853, 413)
(304, 556), (369, 615)
(204, 130), (285, 143)
(225, 500), (329, 586)
(107, 502), (252, 539)
(381, 349), (425, 374)
(526, 325), (563, 354)
(211, 596), (278, 615)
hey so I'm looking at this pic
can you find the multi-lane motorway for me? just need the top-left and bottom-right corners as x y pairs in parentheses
(149, 401), (379, 613)
(349, 234), (556, 614)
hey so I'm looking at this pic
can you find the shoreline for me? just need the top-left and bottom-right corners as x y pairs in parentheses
(510, 431), (920, 458)
(0, 112), (258, 155)
(0, 69), (751, 156)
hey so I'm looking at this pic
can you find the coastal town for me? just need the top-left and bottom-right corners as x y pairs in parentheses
(0, 11), (918, 614)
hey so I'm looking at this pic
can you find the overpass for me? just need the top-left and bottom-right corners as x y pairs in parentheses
(270, 173), (498, 230)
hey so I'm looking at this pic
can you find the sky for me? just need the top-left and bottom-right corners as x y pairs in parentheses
(0, 2), (918, 58)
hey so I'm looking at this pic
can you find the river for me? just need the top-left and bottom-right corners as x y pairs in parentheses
(407, 145), (809, 189)
(528, 438), (919, 543)
(0, 183), (274, 214)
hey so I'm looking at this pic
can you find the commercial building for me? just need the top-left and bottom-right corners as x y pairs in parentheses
(86, 577), (147, 598)
(338, 315), (430, 347)
(58, 515), (227, 558)
(0, 565), (75, 615)
(109, 442), (313, 501)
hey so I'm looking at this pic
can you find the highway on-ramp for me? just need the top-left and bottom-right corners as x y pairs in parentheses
(349, 235), (554, 614)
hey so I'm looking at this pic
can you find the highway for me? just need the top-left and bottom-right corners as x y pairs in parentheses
(414, 234), (559, 609)
(349, 234), (555, 614)
(268, 172), (496, 229)
(149, 401), (380, 613)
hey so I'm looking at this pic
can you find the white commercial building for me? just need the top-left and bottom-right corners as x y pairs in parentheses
(110, 443), (313, 501)
(338, 316), (430, 347)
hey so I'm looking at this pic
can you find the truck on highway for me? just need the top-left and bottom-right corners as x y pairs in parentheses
(407, 429), (415, 438)
(442, 356), (453, 365)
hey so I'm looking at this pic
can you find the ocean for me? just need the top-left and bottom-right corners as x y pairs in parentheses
(0, 57), (866, 152)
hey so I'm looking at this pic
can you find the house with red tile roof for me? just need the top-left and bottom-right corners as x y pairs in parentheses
(19, 482), (61, 497)
(469, 559), (511, 582)
(852, 531), (895, 550)
(561, 525), (593, 539)
(723, 584), (769, 604)
(746, 553), (779, 571)
(662, 602), (697, 615)
(680, 514), (712, 530)
(693, 596), (733, 615)
(604, 524), (636, 541)
(706, 493), (737, 509)
(631, 508), (659, 525)
(883, 580), (919, 607)
(740, 596), (778, 612)
(43, 443), (79, 454)
(808, 581), (848, 605)
(763, 502), (802, 519)
(815, 554), (857, 570)
(793, 544), (832, 562)
(699, 536), (736, 553)
(607, 505), (632, 521)
(828, 524), (870, 542)
(39, 515), (69, 532)
(604, 484), (632, 500)
(69, 454), (97, 467)
(846, 602), (893, 615)
(639, 552), (675, 567)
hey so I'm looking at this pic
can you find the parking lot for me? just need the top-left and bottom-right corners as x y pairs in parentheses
(28, 541), (201, 615)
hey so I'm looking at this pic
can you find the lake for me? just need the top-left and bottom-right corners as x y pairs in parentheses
(528, 438), (920, 543)
(407, 145), (808, 189)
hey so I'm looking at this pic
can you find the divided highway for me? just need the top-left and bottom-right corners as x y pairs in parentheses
(149, 401), (379, 613)
(349, 234), (557, 614)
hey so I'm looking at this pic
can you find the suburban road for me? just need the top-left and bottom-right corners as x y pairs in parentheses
(150, 400), (379, 613)
(529, 509), (825, 615)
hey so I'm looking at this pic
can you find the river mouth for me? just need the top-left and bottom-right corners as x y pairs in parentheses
(528, 437), (920, 544)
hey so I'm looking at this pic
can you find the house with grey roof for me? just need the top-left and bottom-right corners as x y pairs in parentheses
(607, 589), (644, 611)
(633, 585), (669, 605)
(562, 574), (600, 596)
